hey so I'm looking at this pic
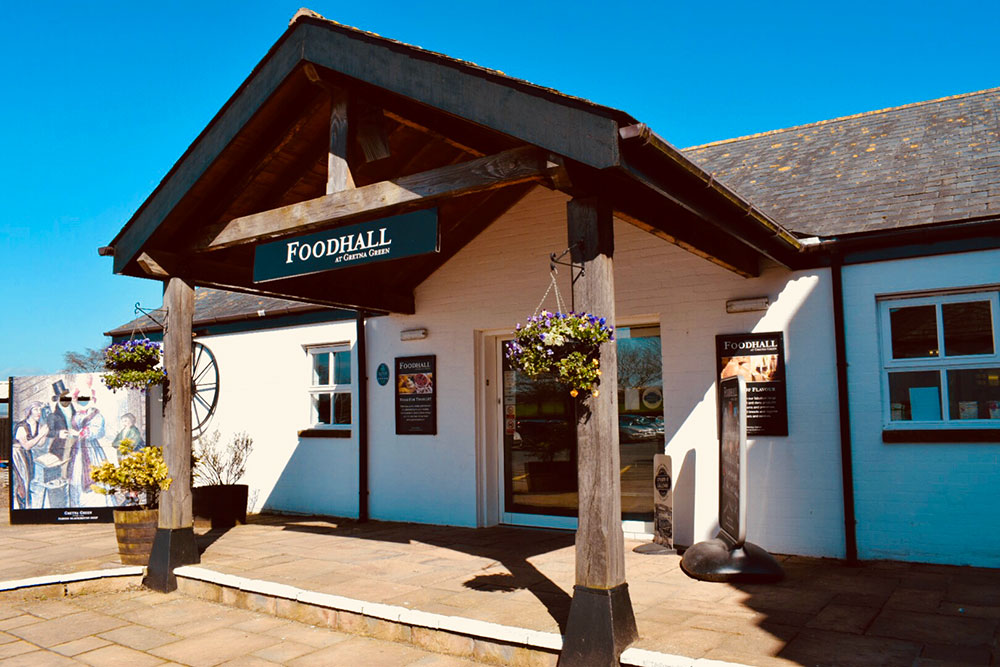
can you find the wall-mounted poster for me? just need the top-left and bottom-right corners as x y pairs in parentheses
(395, 355), (436, 435)
(9, 373), (146, 524)
(716, 332), (788, 436)
(718, 375), (747, 547)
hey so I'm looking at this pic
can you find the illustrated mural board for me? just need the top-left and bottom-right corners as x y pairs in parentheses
(8, 373), (147, 524)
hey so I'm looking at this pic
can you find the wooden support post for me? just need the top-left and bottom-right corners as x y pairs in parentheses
(144, 276), (200, 592)
(327, 87), (354, 194)
(558, 198), (637, 666)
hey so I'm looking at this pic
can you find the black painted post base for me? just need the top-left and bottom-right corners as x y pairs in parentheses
(680, 538), (784, 583)
(558, 583), (638, 666)
(143, 527), (200, 592)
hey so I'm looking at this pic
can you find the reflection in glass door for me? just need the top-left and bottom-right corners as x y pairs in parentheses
(499, 325), (663, 524)
(502, 354), (578, 517)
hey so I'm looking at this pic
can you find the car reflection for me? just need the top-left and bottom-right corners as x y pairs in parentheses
(618, 414), (664, 442)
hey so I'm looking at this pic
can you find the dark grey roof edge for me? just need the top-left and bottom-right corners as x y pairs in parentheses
(291, 10), (638, 126)
(682, 85), (1000, 152)
(104, 292), (337, 338)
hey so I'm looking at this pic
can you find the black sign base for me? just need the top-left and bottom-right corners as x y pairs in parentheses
(680, 537), (784, 583)
(143, 527), (200, 592)
(558, 583), (638, 666)
(632, 542), (677, 556)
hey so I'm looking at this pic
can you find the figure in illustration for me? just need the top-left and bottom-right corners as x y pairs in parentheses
(112, 412), (145, 450)
(12, 401), (49, 509)
(39, 380), (75, 508)
(66, 379), (108, 507)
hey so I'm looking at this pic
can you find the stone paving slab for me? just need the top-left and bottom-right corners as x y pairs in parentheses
(0, 589), (485, 666)
(3, 510), (1000, 665)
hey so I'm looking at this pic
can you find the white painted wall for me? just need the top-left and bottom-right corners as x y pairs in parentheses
(843, 249), (1000, 567)
(192, 319), (360, 518)
(365, 187), (846, 557)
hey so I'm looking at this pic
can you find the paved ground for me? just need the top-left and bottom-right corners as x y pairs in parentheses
(0, 588), (482, 666)
(2, 505), (999, 666)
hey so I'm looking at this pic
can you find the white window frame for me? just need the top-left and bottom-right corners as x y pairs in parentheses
(879, 289), (1000, 429)
(306, 343), (353, 430)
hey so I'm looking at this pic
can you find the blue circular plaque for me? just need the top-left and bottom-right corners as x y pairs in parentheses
(376, 363), (390, 386)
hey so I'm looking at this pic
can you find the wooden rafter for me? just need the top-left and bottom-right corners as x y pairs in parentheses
(197, 146), (562, 252)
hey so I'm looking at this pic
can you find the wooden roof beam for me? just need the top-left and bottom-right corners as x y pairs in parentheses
(197, 145), (563, 252)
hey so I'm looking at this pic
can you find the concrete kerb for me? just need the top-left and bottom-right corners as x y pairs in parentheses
(0, 563), (750, 667)
(172, 565), (749, 667)
(0, 566), (145, 599)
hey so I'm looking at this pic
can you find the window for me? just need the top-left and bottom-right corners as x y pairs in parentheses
(880, 291), (1000, 428)
(307, 345), (352, 429)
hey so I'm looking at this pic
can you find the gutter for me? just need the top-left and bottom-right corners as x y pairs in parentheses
(619, 123), (804, 264)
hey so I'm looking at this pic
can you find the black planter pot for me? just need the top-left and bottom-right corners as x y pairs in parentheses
(192, 484), (248, 529)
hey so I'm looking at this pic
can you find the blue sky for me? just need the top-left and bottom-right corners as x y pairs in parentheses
(2, 1), (998, 377)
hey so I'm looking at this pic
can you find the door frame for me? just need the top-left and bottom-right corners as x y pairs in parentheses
(477, 320), (659, 537)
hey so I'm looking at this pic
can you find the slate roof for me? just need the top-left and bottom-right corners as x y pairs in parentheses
(105, 288), (333, 337)
(684, 87), (1000, 238)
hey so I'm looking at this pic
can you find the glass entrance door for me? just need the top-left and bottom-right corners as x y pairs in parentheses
(501, 352), (579, 524)
(499, 325), (663, 528)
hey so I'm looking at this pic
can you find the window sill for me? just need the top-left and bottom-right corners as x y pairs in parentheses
(882, 428), (1000, 443)
(298, 428), (352, 439)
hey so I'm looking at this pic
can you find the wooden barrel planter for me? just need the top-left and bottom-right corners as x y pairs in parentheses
(113, 508), (158, 565)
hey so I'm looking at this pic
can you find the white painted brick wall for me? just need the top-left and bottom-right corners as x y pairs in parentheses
(366, 187), (846, 557)
(190, 319), (360, 518)
(843, 249), (1000, 567)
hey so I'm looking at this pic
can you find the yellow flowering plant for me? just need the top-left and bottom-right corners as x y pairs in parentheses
(90, 438), (172, 510)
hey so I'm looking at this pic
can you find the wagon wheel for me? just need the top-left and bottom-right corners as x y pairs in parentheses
(191, 342), (219, 436)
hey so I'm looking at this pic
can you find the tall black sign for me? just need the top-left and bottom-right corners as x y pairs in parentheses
(716, 332), (787, 436)
(718, 376), (747, 547)
(395, 355), (437, 435)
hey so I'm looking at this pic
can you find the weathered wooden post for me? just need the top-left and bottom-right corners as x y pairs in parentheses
(144, 276), (200, 591)
(559, 198), (638, 666)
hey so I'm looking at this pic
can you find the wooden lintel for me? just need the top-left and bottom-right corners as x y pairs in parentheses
(200, 145), (550, 251)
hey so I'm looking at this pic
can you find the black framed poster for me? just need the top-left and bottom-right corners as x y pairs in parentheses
(716, 332), (788, 436)
(395, 355), (437, 435)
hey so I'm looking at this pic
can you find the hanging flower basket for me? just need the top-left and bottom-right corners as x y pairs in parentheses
(507, 311), (614, 397)
(102, 339), (166, 391)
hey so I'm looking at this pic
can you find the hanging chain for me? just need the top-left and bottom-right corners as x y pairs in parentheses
(532, 270), (564, 317)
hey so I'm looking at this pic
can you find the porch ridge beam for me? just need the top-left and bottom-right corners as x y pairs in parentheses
(199, 145), (558, 252)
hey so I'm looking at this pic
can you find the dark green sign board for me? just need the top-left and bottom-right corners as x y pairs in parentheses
(376, 363), (390, 386)
(253, 208), (440, 282)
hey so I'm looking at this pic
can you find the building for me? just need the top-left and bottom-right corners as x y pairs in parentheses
(106, 9), (1000, 587)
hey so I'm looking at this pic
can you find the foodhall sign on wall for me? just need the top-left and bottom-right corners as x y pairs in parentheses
(715, 332), (788, 436)
(253, 208), (440, 282)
